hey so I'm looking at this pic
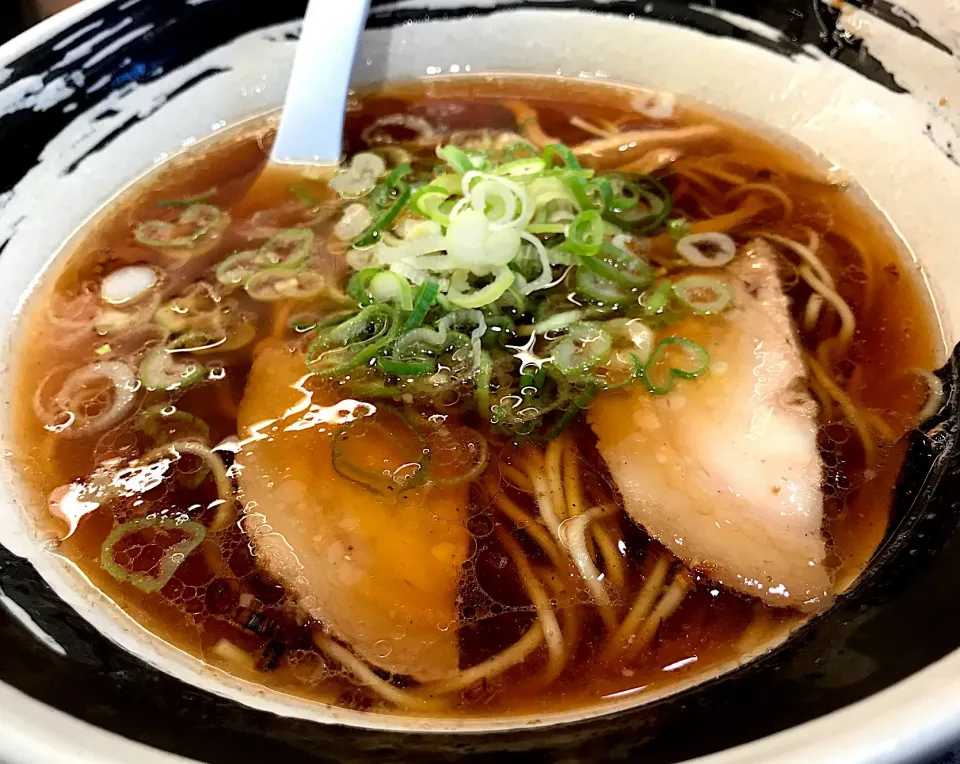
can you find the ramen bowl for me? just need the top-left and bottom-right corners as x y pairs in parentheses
(0, 1), (958, 763)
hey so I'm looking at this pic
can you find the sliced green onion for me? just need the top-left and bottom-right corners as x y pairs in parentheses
(318, 309), (359, 328)
(583, 358), (638, 391)
(402, 280), (439, 332)
(332, 407), (428, 495)
(367, 271), (414, 310)
(154, 298), (214, 334)
(436, 145), (475, 174)
(492, 369), (572, 436)
(511, 242), (550, 282)
(481, 315), (515, 348)
(603, 174), (672, 233)
(546, 248), (576, 267)
(101, 268), (156, 306)
(609, 177), (643, 212)
(245, 270), (327, 301)
(447, 267), (515, 309)
(552, 322), (613, 375)
(410, 184), (456, 226)
(495, 157), (546, 176)
(489, 285), (527, 317)
(676, 232), (736, 267)
(336, 204), (374, 242)
(666, 217), (691, 239)
(288, 183), (316, 206)
(346, 268), (380, 305)
(256, 228), (314, 269)
(542, 143), (583, 171)
(561, 210), (604, 257)
(329, 152), (387, 199)
(101, 517), (206, 593)
(535, 293), (577, 323)
(563, 176), (595, 211)
(137, 404), (211, 444)
(519, 366), (546, 398)
(584, 318), (655, 390)
(603, 220), (628, 237)
(341, 373), (404, 400)
(672, 275), (733, 315)
(528, 175), (578, 214)
(374, 164), (413, 203)
(290, 309), (356, 333)
(528, 309), (585, 334)
(502, 141), (539, 160)
(476, 351), (493, 416)
(380, 323), (468, 378)
(641, 337), (710, 395)
(139, 347), (205, 391)
(585, 176), (614, 211)
(216, 251), (260, 287)
(157, 187), (217, 208)
(426, 425), (490, 486)
(354, 165), (412, 247)
(606, 174), (666, 219)
(374, 353), (429, 376)
(579, 241), (655, 289)
(134, 204), (225, 251)
(547, 383), (599, 438)
(640, 278), (674, 317)
(306, 304), (400, 377)
(166, 329), (225, 353)
(355, 187), (410, 247)
(94, 295), (161, 335)
(393, 326), (445, 353)
(464, 147), (492, 171)
(431, 172), (463, 194)
(438, 309), (487, 368)
(611, 317), (656, 365)
(576, 267), (631, 304)
(525, 223), (568, 235)
(289, 312), (319, 332)
(370, 145), (413, 167)
(377, 355), (436, 376)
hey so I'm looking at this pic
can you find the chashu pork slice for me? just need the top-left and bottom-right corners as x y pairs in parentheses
(235, 342), (470, 680)
(589, 241), (830, 609)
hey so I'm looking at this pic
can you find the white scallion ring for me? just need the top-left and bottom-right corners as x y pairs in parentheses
(50, 361), (139, 437)
(676, 232), (737, 267)
(100, 265), (160, 305)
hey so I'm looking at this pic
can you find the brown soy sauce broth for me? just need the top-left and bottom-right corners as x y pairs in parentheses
(10, 76), (940, 716)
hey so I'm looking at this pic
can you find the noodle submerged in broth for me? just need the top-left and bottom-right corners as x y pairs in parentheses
(13, 78), (941, 715)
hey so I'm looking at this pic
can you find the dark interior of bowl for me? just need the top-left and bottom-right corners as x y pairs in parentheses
(1, 1), (960, 763)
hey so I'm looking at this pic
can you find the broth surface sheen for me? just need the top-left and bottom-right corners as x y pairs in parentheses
(12, 77), (940, 717)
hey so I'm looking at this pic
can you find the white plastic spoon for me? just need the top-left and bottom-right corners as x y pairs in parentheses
(239, 0), (372, 205)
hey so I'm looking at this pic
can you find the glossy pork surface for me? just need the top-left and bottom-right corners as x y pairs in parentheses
(590, 243), (830, 609)
(236, 343), (470, 680)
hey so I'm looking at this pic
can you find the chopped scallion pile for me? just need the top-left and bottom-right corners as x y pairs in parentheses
(143, 135), (737, 439)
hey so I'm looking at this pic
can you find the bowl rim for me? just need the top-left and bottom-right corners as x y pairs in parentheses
(3, 646), (960, 764)
(0, 0), (115, 61)
(0, 2), (958, 763)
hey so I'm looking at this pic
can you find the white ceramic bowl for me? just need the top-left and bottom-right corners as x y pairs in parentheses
(0, 2), (957, 762)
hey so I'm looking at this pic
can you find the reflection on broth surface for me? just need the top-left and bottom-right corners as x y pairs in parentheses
(13, 77), (941, 716)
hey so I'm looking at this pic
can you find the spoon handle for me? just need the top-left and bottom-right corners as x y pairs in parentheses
(271, 0), (372, 167)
